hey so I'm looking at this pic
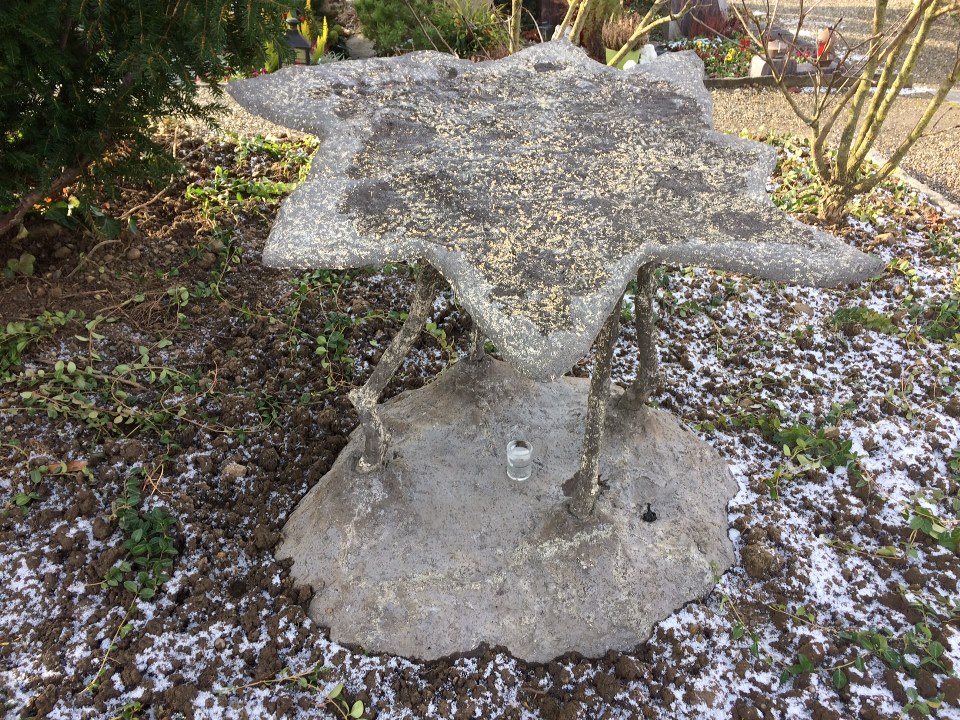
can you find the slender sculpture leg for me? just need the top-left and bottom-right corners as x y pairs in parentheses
(349, 263), (441, 471)
(467, 322), (486, 362)
(619, 262), (658, 410)
(568, 297), (622, 520)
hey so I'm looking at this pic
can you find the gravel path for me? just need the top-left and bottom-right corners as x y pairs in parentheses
(710, 88), (960, 206)
(712, 1), (960, 205)
(741, 0), (958, 86)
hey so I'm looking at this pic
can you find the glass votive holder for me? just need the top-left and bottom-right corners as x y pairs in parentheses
(506, 440), (533, 481)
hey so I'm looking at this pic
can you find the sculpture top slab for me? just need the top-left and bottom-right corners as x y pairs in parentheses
(226, 41), (883, 380)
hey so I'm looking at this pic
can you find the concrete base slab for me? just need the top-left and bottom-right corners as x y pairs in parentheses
(277, 359), (737, 662)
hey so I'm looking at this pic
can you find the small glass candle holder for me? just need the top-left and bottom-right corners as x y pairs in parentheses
(506, 440), (533, 481)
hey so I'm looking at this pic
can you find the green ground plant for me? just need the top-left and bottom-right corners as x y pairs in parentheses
(185, 134), (317, 222)
(86, 470), (179, 693)
(222, 663), (365, 718)
(1, 310), (79, 381)
(103, 471), (178, 600)
(355, 0), (508, 56)
(905, 488), (960, 553)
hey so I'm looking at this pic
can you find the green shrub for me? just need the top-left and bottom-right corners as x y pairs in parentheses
(355, 0), (507, 57)
(0, 0), (289, 237)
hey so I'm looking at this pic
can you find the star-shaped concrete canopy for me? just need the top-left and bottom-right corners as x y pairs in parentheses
(226, 41), (882, 380)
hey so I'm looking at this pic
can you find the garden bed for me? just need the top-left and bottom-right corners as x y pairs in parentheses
(1, 125), (959, 719)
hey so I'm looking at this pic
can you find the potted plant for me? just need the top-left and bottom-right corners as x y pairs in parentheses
(602, 13), (647, 68)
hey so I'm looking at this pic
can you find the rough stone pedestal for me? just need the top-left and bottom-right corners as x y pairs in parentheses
(277, 359), (737, 662)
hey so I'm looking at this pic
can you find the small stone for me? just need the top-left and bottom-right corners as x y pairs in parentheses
(345, 34), (377, 59)
(53, 245), (71, 259)
(198, 252), (217, 269)
(126, 247), (141, 261)
(221, 462), (247, 481)
(790, 302), (814, 317)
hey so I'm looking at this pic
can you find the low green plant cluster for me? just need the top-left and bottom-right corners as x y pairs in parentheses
(722, 399), (863, 500)
(103, 471), (178, 600)
(1, 303), (283, 444)
(911, 298), (960, 343)
(724, 582), (956, 716)
(2, 441), (95, 511)
(829, 306), (898, 335)
(222, 663), (365, 718)
(185, 134), (318, 221)
(1, 310), (79, 380)
(86, 470), (179, 693)
(906, 487), (960, 555)
(9, 326), (203, 441)
(355, 0), (508, 57)
(762, 420), (864, 500)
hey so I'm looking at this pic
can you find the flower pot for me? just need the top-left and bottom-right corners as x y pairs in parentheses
(605, 47), (642, 69)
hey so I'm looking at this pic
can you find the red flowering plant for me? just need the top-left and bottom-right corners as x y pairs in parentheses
(666, 34), (758, 78)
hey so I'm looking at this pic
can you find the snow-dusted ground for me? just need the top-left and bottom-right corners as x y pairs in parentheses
(1, 138), (959, 719)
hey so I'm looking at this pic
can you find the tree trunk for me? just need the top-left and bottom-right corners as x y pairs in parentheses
(671, 0), (728, 39)
(817, 185), (852, 226)
(538, 0), (568, 26)
(0, 166), (85, 239)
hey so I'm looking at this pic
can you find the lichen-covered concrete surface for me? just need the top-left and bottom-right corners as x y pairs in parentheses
(226, 42), (883, 380)
(276, 359), (738, 662)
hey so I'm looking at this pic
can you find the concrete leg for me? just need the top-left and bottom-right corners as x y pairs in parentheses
(568, 297), (622, 520)
(619, 262), (659, 410)
(467, 321), (486, 362)
(349, 263), (441, 471)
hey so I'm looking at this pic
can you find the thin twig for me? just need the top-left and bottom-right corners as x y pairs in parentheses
(65, 240), (122, 278)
